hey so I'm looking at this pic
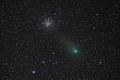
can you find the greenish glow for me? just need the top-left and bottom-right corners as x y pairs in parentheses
(64, 40), (84, 57)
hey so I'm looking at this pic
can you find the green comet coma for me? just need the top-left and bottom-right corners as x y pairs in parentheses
(64, 40), (84, 57)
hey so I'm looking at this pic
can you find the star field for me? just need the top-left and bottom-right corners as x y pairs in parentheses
(0, 0), (120, 80)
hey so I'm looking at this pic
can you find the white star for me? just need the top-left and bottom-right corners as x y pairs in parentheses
(53, 52), (55, 54)
(32, 70), (35, 74)
(42, 60), (45, 64)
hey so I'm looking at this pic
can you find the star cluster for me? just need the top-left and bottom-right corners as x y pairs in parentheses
(0, 0), (120, 80)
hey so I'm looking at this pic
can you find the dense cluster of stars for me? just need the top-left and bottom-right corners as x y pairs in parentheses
(0, 0), (120, 80)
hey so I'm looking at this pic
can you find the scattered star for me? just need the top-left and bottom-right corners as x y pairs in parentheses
(55, 61), (58, 64)
(1, 0), (119, 80)
(52, 52), (55, 54)
(42, 60), (45, 64)
(32, 70), (36, 74)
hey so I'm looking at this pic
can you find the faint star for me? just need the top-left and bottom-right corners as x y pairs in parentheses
(53, 52), (55, 54)
(42, 61), (45, 64)
(99, 61), (102, 64)
(53, 61), (58, 64)
(80, 40), (82, 42)
(98, 61), (102, 65)
(55, 61), (58, 64)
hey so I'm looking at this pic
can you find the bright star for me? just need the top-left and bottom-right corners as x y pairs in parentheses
(32, 70), (35, 74)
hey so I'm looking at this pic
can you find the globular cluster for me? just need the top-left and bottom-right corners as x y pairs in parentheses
(42, 18), (53, 28)
(0, 0), (120, 80)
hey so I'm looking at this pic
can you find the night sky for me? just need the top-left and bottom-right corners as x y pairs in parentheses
(0, 0), (120, 80)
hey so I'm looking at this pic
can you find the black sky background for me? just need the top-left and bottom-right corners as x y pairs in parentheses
(0, 0), (120, 80)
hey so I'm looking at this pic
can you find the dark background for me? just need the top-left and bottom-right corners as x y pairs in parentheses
(0, 0), (120, 80)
